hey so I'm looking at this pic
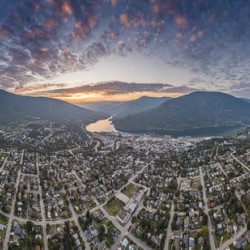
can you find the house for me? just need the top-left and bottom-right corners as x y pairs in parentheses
(91, 237), (99, 247)
(122, 238), (129, 249)
(85, 230), (92, 242)
(236, 237), (248, 249)
(184, 216), (190, 230)
(217, 223), (223, 234)
(198, 236), (205, 247)
(98, 241), (107, 250)
(189, 237), (195, 248)
(88, 224), (98, 237)
(0, 224), (6, 231)
(14, 224), (24, 239)
(116, 209), (130, 225)
(183, 234), (188, 247)
(75, 238), (81, 247)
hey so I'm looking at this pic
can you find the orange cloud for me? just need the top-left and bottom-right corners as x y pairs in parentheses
(175, 16), (189, 28)
(190, 34), (197, 43)
(75, 21), (88, 32)
(33, 3), (41, 12)
(0, 27), (8, 37)
(151, 1), (175, 17)
(40, 47), (49, 52)
(73, 21), (89, 41)
(45, 18), (58, 30)
(190, 31), (205, 43)
(120, 13), (131, 28)
(111, 0), (118, 7)
(17, 81), (201, 103)
(197, 30), (205, 39)
(46, 0), (54, 5)
(133, 11), (147, 28)
(24, 28), (51, 40)
(62, 2), (73, 15)
(15, 84), (66, 94)
(86, 12), (97, 28)
(151, 1), (161, 16)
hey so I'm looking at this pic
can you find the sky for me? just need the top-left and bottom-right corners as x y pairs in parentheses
(1, 0), (250, 102)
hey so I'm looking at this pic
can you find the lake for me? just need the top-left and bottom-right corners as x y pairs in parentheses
(86, 118), (244, 137)
(117, 125), (244, 137)
(86, 117), (117, 133)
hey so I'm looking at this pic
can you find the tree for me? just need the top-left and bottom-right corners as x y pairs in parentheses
(26, 221), (34, 233)
(98, 225), (105, 241)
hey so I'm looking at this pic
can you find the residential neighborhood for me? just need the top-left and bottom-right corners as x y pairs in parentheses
(1, 122), (250, 250)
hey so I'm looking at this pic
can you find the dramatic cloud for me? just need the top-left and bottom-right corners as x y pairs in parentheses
(14, 83), (66, 94)
(25, 81), (201, 102)
(31, 81), (172, 96)
(0, 0), (250, 98)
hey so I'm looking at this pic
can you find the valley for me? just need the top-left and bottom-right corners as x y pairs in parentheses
(1, 116), (250, 249)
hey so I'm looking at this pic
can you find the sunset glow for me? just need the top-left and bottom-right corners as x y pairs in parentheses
(1, 1), (250, 102)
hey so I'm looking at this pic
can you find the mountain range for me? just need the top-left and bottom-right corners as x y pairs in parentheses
(78, 96), (171, 117)
(2, 89), (250, 136)
(113, 92), (250, 135)
(0, 89), (106, 125)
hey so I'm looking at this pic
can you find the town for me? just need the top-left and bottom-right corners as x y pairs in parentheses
(0, 121), (250, 250)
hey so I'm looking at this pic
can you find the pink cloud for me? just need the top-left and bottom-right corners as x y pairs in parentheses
(175, 16), (189, 29)
(0, 27), (8, 37)
(111, 0), (118, 7)
(62, 2), (73, 15)
(151, 1), (161, 16)
(120, 13), (131, 28)
(197, 31), (205, 39)
(190, 34), (197, 43)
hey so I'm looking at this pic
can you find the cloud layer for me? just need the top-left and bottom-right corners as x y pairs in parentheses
(15, 81), (199, 102)
(0, 0), (250, 97)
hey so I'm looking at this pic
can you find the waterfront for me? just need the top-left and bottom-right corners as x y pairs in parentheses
(86, 117), (117, 133)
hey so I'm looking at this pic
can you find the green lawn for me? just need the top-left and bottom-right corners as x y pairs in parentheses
(0, 214), (8, 239)
(122, 183), (140, 198)
(0, 214), (8, 224)
(0, 152), (8, 161)
(104, 198), (124, 216)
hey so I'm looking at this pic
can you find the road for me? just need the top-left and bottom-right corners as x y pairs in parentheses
(0, 153), (9, 172)
(91, 163), (148, 213)
(89, 163), (152, 249)
(217, 162), (227, 177)
(1, 141), (249, 250)
(36, 154), (48, 250)
(217, 189), (248, 250)
(231, 154), (250, 172)
(94, 140), (101, 152)
(218, 224), (246, 250)
(5, 143), (248, 250)
(163, 201), (174, 250)
(3, 170), (21, 250)
(127, 232), (153, 250)
(98, 201), (153, 250)
(68, 202), (91, 250)
(199, 167), (216, 250)
(0, 150), (91, 250)
(0, 161), (148, 249)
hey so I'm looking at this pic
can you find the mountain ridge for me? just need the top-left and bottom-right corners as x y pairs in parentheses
(113, 91), (250, 134)
(78, 96), (171, 117)
(0, 89), (106, 125)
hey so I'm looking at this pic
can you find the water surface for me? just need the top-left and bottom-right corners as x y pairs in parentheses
(86, 117), (117, 132)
